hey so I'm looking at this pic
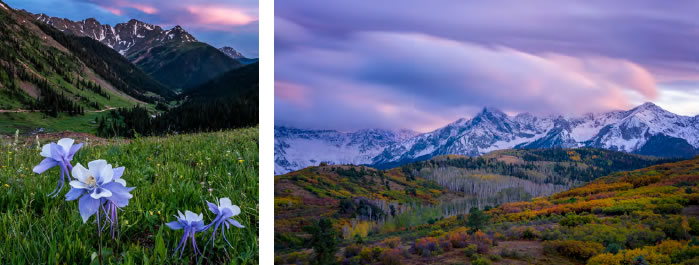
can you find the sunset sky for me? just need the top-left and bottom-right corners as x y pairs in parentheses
(6, 0), (259, 57)
(275, 0), (699, 132)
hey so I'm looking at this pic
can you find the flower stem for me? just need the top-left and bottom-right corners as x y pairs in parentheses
(97, 211), (103, 265)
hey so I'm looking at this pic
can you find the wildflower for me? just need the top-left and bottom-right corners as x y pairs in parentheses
(203, 198), (244, 247)
(65, 160), (134, 224)
(167, 210), (206, 257)
(33, 138), (83, 197)
(149, 211), (153, 216)
(4, 184), (8, 188)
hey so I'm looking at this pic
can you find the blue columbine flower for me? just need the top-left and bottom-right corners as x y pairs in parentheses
(65, 160), (134, 224)
(32, 138), (83, 196)
(101, 166), (134, 239)
(204, 197), (245, 247)
(167, 210), (206, 258)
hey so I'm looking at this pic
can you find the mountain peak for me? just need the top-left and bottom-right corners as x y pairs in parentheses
(219, 46), (244, 59)
(630, 102), (668, 114)
(477, 106), (507, 119)
(83, 17), (97, 23)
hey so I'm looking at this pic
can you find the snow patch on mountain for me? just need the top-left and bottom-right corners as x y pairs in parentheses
(275, 103), (699, 175)
(31, 13), (198, 57)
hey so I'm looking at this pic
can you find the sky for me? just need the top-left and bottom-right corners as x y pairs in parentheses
(5, 0), (259, 58)
(275, 0), (699, 133)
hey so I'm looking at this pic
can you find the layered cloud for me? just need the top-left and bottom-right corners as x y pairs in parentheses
(276, 0), (699, 132)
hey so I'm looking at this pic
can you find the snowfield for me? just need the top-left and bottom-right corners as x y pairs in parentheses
(275, 103), (699, 174)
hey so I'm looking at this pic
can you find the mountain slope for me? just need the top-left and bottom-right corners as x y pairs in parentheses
(127, 41), (241, 90)
(275, 127), (418, 175)
(219, 46), (258, 65)
(31, 13), (242, 90)
(182, 62), (259, 99)
(0, 0), (166, 117)
(275, 103), (699, 174)
(274, 147), (677, 252)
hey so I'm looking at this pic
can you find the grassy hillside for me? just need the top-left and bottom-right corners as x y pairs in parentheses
(0, 111), (107, 135)
(276, 156), (698, 265)
(274, 148), (675, 257)
(0, 127), (259, 264)
(0, 2), (169, 108)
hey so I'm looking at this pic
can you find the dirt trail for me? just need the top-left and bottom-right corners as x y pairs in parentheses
(0, 107), (117, 113)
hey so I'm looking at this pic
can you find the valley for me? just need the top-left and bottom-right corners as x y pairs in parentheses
(0, 0), (258, 137)
(275, 152), (699, 265)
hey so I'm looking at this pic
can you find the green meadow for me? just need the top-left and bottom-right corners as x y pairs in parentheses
(0, 127), (259, 264)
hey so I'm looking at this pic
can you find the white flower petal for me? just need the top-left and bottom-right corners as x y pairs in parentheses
(90, 188), (112, 199)
(57, 138), (74, 154)
(185, 211), (201, 222)
(99, 164), (113, 184)
(69, 180), (88, 189)
(88, 160), (107, 177)
(115, 179), (127, 186)
(219, 197), (232, 208)
(72, 163), (89, 182)
(229, 205), (241, 216)
(40, 144), (51, 157)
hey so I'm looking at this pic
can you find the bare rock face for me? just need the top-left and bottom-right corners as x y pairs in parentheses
(219, 46), (245, 59)
(34, 13), (196, 56)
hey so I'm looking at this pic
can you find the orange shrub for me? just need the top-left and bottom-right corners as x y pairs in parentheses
(542, 240), (604, 261)
(381, 237), (401, 249)
(553, 183), (632, 199)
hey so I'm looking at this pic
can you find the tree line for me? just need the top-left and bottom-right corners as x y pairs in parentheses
(96, 91), (258, 137)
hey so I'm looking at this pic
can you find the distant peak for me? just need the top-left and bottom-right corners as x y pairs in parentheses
(631, 102), (667, 113)
(479, 106), (507, 117)
(219, 46), (244, 58)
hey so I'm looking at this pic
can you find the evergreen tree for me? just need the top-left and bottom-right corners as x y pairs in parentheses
(466, 207), (489, 233)
(303, 218), (338, 265)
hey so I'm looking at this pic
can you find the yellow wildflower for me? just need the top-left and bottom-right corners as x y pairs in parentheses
(149, 211), (153, 216)
(4, 184), (9, 188)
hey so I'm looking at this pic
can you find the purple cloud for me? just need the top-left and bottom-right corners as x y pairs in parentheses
(275, 0), (699, 132)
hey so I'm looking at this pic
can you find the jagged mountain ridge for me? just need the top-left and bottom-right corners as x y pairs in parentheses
(275, 102), (699, 174)
(33, 13), (195, 56)
(274, 127), (418, 174)
(0, 0), (171, 113)
(219, 46), (258, 65)
(219, 46), (244, 59)
(30, 12), (242, 90)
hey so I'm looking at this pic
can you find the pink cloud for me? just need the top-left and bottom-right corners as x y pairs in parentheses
(127, 3), (158, 14)
(186, 5), (256, 26)
(103, 6), (122, 15)
(275, 81), (311, 108)
(98, 1), (158, 16)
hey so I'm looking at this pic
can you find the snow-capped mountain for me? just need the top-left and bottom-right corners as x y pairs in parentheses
(219, 46), (244, 59)
(275, 127), (418, 175)
(275, 103), (699, 174)
(33, 13), (196, 56)
(30, 12), (244, 90)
